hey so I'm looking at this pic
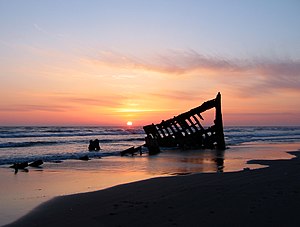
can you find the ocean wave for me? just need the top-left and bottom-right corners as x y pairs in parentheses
(224, 127), (300, 145)
(0, 137), (145, 149)
(1, 126), (300, 166)
(0, 151), (121, 166)
(0, 127), (145, 139)
(0, 141), (62, 148)
(99, 138), (145, 143)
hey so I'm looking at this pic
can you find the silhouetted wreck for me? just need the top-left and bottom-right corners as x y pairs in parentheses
(143, 92), (225, 154)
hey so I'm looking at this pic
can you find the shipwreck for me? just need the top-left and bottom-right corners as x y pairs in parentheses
(143, 92), (226, 155)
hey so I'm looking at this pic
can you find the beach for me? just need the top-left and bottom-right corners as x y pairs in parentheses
(6, 150), (300, 227)
(2, 141), (300, 227)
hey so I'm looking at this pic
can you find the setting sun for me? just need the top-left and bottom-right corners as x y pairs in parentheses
(127, 121), (133, 126)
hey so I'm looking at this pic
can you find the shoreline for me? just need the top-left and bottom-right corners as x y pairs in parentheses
(4, 144), (300, 227)
(0, 158), (161, 226)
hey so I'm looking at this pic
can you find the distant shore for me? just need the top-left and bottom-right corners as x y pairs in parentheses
(6, 148), (300, 227)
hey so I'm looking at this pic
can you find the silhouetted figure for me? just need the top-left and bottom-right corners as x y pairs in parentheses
(94, 139), (100, 150)
(88, 139), (101, 151)
(88, 140), (94, 151)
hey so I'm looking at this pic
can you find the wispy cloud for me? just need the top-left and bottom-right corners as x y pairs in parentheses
(86, 50), (244, 74)
(59, 96), (123, 108)
(0, 92), (127, 113)
(255, 60), (300, 89)
(0, 104), (76, 112)
(149, 90), (212, 101)
(86, 50), (300, 96)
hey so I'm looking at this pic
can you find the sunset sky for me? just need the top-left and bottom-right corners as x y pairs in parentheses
(0, 0), (300, 126)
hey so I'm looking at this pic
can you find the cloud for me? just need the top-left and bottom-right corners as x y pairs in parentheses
(149, 90), (212, 101)
(255, 60), (300, 88)
(86, 50), (244, 75)
(0, 93), (127, 113)
(60, 96), (123, 108)
(86, 50), (300, 96)
(0, 104), (76, 112)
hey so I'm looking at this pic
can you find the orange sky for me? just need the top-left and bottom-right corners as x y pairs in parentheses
(1, 1), (300, 126)
(1, 50), (300, 126)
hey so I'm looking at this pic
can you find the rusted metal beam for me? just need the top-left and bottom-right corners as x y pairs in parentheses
(143, 92), (226, 153)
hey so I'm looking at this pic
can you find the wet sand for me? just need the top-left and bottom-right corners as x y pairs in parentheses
(4, 144), (300, 227)
(0, 158), (159, 226)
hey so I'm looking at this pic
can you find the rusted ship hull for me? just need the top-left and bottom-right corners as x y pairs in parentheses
(143, 92), (225, 152)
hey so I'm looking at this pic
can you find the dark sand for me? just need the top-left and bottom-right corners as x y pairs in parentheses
(6, 151), (300, 227)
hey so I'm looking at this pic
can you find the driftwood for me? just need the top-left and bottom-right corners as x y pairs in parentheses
(79, 155), (90, 161)
(10, 162), (29, 174)
(143, 92), (226, 153)
(120, 146), (143, 156)
(10, 162), (28, 170)
(29, 160), (43, 167)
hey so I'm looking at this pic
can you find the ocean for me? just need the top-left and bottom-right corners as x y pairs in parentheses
(1, 126), (300, 166)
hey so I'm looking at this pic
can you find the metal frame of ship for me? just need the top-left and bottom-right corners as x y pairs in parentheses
(143, 92), (226, 155)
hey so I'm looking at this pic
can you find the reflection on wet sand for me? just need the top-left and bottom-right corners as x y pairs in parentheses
(215, 149), (225, 172)
(143, 149), (225, 175)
